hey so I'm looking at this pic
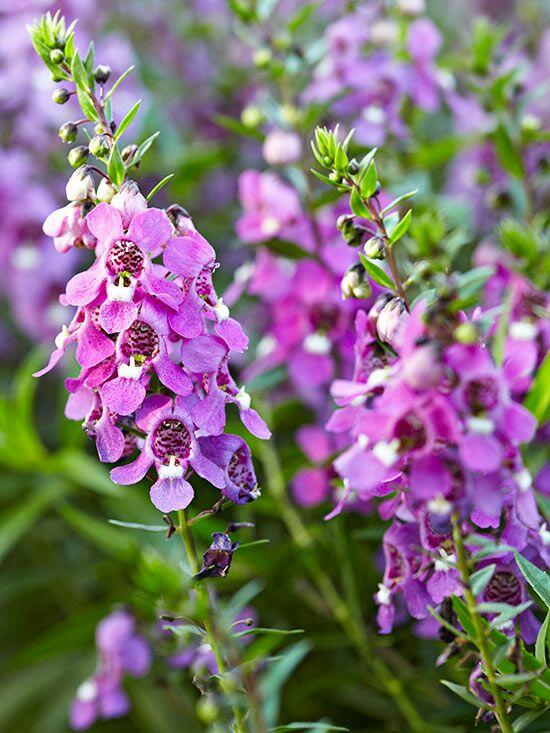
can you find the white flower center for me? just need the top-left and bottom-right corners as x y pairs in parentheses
(158, 455), (184, 480)
(54, 324), (70, 350)
(434, 548), (456, 572)
(376, 583), (391, 605)
(214, 297), (230, 322)
(366, 367), (391, 391)
(234, 261), (254, 283)
(466, 416), (494, 435)
(509, 321), (537, 341)
(356, 433), (369, 449)
(256, 334), (276, 358)
(427, 495), (452, 515)
(107, 278), (136, 302)
(351, 394), (367, 407)
(539, 523), (550, 546)
(303, 332), (332, 355)
(514, 469), (532, 493)
(235, 386), (251, 411)
(363, 105), (386, 125)
(76, 679), (98, 702)
(261, 217), (279, 237)
(372, 440), (400, 467)
(118, 356), (143, 380)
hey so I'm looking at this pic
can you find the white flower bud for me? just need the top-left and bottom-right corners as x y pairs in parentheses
(66, 166), (94, 202)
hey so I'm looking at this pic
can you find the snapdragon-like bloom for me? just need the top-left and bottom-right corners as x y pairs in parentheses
(325, 293), (545, 634)
(37, 178), (268, 513)
(69, 610), (151, 731)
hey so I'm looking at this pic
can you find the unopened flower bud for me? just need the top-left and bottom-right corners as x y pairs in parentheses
(166, 204), (193, 233)
(49, 49), (64, 64)
(241, 105), (264, 129)
(348, 158), (360, 175)
(121, 144), (138, 164)
(262, 129), (302, 165)
(52, 88), (70, 104)
(368, 293), (393, 335)
(68, 145), (89, 167)
(280, 104), (301, 127)
(66, 166), (94, 202)
(96, 177), (117, 203)
(337, 214), (366, 247)
(341, 263), (372, 300)
(454, 322), (478, 344)
(398, 0), (426, 14)
(363, 235), (385, 259)
(58, 121), (78, 143)
(94, 64), (111, 84)
(89, 134), (111, 158)
(376, 297), (408, 349)
(196, 696), (219, 725)
(253, 48), (272, 69)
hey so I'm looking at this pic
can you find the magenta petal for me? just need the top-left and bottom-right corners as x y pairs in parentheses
(66, 264), (103, 306)
(154, 354), (193, 395)
(180, 335), (227, 373)
(169, 290), (204, 338)
(99, 687), (130, 719)
(99, 300), (138, 334)
(409, 453), (451, 500)
(164, 234), (215, 278)
(127, 208), (172, 251)
(190, 450), (225, 488)
(500, 403), (537, 444)
(135, 394), (172, 431)
(240, 408), (271, 439)
(69, 699), (97, 731)
(86, 203), (123, 252)
(111, 449), (153, 485)
(65, 387), (95, 420)
(120, 635), (151, 677)
(144, 274), (182, 310)
(215, 318), (249, 353)
(43, 205), (69, 237)
(459, 434), (503, 473)
(150, 476), (194, 512)
(95, 410), (125, 463)
(192, 389), (227, 435)
(33, 346), (65, 377)
(101, 377), (146, 416)
(76, 319), (115, 367)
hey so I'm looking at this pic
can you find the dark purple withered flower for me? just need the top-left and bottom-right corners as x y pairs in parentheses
(194, 532), (239, 580)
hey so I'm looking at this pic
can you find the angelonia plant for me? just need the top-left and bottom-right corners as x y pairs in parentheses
(29, 12), (274, 732)
(311, 126), (550, 732)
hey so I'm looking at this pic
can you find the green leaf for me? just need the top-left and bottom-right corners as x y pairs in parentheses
(214, 113), (264, 140)
(260, 640), (312, 726)
(76, 86), (98, 122)
(146, 173), (174, 201)
(389, 209), (412, 244)
(440, 680), (481, 707)
(70, 51), (89, 90)
(261, 238), (311, 260)
(107, 144), (125, 186)
(235, 627), (304, 639)
(471, 563), (496, 596)
(535, 611), (549, 667)
(104, 65), (135, 101)
(359, 162), (377, 199)
(114, 99), (141, 141)
(358, 253), (395, 290)
(515, 551), (550, 609)
(58, 505), (136, 559)
(131, 131), (160, 167)
(512, 709), (547, 731)
(493, 123), (525, 179)
(489, 601), (533, 630)
(494, 672), (539, 687)
(350, 188), (370, 219)
(380, 189), (419, 216)
(108, 519), (167, 532)
(524, 351), (550, 424)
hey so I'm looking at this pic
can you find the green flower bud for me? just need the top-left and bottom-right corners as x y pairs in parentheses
(58, 121), (78, 143)
(195, 696), (219, 725)
(273, 32), (292, 51)
(89, 134), (111, 158)
(52, 88), (70, 105)
(454, 322), (478, 344)
(348, 158), (360, 175)
(363, 235), (385, 259)
(49, 49), (64, 64)
(253, 48), (272, 69)
(241, 105), (264, 128)
(280, 104), (301, 127)
(341, 263), (372, 300)
(94, 64), (112, 84)
(68, 145), (89, 167)
(121, 144), (138, 164)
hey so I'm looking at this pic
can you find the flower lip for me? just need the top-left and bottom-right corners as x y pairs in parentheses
(76, 679), (97, 702)
(118, 356), (143, 380)
(303, 332), (332, 355)
(158, 455), (185, 479)
(107, 278), (136, 302)
(152, 418), (192, 463)
(433, 548), (456, 572)
(466, 415), (494, 435)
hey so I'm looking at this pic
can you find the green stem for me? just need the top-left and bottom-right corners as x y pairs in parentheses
(177, 510), (248, 733)
(452, 515), (513, 733)
(257, 438), (424, 731)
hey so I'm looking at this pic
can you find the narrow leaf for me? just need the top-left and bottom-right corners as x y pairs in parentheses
(108, 519), (166, 532)
(359, 253), (395, 290)
(535, 611), (549, 667)
(515, 552), (550, 608)
(104, 65), (135, 101)
(71, 51), (89, 90)
(146, 173), (174, 201)
(440, 680), (481, 707)
(114, 99), (141, 141)
(489, 601), (533, 630)
(389, 209), (412, 244)
(494, 672), (539, 687)
(380, 188), (419, 216)
(131, 131), (160, 167)
(108, 144), (125, 186)
(350, 188), (370, 218)
(471, 563), (496, 596)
